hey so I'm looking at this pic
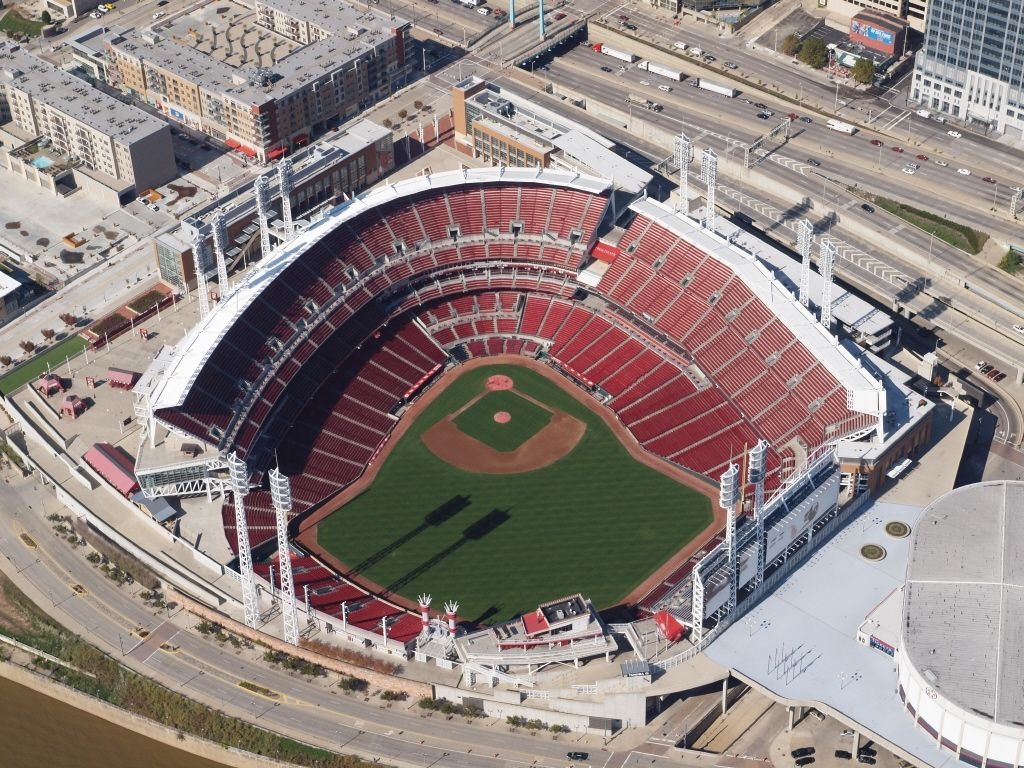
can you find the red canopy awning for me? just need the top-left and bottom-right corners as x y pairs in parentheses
(293, 133), (309, 146)
(239, 145), (258, 158)
(83, 443), (140, 498)
(267, 146), (289, 159)
(224, 137), (241, 149)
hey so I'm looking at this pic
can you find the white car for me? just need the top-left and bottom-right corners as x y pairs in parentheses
(957, 167), (971, 176)
(934, 160), (949, 167)
(152, 11), (165, 19)
(1013, 324), (1024, 336)
(639, 80), (650, 86)
(901, 166), (916, 175)
(658, 84), (672, 92)
(947, 130), (962, 138)
(148, 202), (159, 212)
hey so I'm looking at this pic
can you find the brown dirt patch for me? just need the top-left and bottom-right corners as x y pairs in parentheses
(421, 409), (585, 474)
(486, 374), (514, 390)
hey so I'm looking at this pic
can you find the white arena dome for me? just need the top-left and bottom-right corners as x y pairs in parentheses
(899, 480), (1024, 768)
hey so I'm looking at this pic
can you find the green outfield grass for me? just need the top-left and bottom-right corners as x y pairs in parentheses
(316, 364), (713, 623)
(453, 389), (552, 451)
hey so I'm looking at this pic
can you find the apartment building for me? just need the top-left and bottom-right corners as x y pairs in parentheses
(912, 0), (1024, 137)
(0, 40), (175, 202)
(105, 0), (409, 162)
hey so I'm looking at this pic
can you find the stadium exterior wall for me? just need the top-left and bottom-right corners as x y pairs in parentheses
(898, 653), (1024, 768)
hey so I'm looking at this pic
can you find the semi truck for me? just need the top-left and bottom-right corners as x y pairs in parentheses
(627, 94), (663, 111)
(591, 42), (638, 63)
(692, 79), (738, 98)
(825, 119), (857, 134)
(638, 60), (684, 81)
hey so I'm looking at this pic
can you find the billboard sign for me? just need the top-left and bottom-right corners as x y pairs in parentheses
(851, 20), (894, 47)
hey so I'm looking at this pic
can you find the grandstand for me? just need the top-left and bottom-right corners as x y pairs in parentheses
(138, 166), (889, 643)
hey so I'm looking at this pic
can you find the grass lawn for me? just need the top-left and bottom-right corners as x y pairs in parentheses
(0, 10), (45, 38)
(0, 336), (89, 395)
(867, 195), (989, 255)
(453, 389), (552, 451)
(316, 364), (713, 623)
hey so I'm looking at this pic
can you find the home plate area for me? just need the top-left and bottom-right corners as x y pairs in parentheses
(420, 375), (586, 474)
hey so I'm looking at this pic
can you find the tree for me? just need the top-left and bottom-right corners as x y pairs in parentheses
(781, 34), (801, 57)
(852, 58), (875, 85)
(60, 312), (77, 328)
(798, 37), (829, 69)
(18, 341), (35, 355)
(0, 356), (11, 368)
(41, 11), (52, 24)
(41, 328), (56, 342)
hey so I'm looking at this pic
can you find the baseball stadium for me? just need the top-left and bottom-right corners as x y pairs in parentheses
(134, 165), (917, 666)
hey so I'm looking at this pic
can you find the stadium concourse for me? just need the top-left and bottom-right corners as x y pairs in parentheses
(128, 164), (907, 646)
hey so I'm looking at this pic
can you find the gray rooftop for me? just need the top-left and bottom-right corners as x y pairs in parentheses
(0, 40), (167, 143)
(903, 481), (1024, 727)
(108, 0), (408, 107)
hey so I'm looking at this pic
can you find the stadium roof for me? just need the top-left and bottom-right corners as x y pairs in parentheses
(629, 197), (886, 418)
(149, 167), (613, 412)
(903, 481), (1024, 728)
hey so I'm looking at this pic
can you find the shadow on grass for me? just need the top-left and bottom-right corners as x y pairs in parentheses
(350, 494), (471, 575)
(385, 508), (510, 595)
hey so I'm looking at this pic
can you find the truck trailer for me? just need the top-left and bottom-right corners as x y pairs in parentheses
(693, 79), (738, 98)
(638, 60), (684, 81)
(591, 43), (638, 63)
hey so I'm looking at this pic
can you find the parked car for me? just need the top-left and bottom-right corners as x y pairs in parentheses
(995, 372), (1007, 382)
(567, 752), (589, 761)
(976, 360), (990, 370)
(148, 202), (159, 212)
(841, 729), (855, 737)
(858, 748), (877, 758)
(796, 758), (815, 767)
(792, 748), (815, 758)
(857, 757), (876, 766)
(987, 368), (1001, 379)
(835, 751), (853, 760)
(980, 364), (994, 374)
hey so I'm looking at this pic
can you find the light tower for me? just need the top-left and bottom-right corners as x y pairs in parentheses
(277, 159), (295, 238)
(673, 131), (693, 215)
(819, 238), (837, 331)
(228, 452), (260, 628)
(189, 232), (211, 321)
(254, 174), (273, 261)
(269, 467), (300, 645)
(538, 0), (545, 37)
(211, 210), (230, 292)
(797, 219), (813, 308)
(418, 594), (432, 636)
(719, 463), (741, 615)
(700, 148), (718, 231)
(747, 440), (769, 588)
(509, 0), (515, 24)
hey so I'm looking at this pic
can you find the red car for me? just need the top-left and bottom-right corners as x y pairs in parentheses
(787, 112), (799, 120)
(983, 176), (997, 184)
(891, 146), (905, 153)
(916, 154), (929, 161)
(870, 139), (883, 147)
(986, 368), (1001, 379)
(995, 372), (1007, 382)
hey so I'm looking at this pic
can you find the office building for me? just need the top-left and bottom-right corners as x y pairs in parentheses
(912, 0), (1024, 136)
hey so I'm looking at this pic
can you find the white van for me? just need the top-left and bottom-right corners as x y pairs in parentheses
(658, 84), (672, 92)
(477, 6), (490, 13)
(915, 108), (931, 118)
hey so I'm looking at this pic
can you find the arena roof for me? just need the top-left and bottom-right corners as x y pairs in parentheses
(903, 481), (1024, 728)
(629, 198), (885, 419)
(148, 167), (613, 412)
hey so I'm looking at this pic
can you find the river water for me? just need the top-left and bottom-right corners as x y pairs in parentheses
(0, 674), (234, 768)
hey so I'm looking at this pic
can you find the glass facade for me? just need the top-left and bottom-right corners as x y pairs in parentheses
(912, 0), (1024, 136)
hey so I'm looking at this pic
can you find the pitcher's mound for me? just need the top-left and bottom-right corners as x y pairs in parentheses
(493, 411), (511, 423)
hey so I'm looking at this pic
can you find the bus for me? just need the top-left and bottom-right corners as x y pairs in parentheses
(826, 119), (857, 134)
